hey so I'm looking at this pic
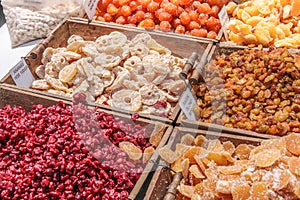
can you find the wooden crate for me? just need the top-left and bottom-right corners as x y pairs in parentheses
(1, 17), (213, 125)
(177, 43), (299, 139)
(145, 127), (263, 200)
(0, 84), (173, 199)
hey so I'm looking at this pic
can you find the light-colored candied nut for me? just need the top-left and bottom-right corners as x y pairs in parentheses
(31, 79), (51, 90)
(130, 43), (149, 58)
(67, 35), (84, 45)
(111, 89), (142, 112)
(139, 84), (161, 106)
(94, 53), (121, 69)
(45, 75), (71, 93)
(35, 65), (45, 79)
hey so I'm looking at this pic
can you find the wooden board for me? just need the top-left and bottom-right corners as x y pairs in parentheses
(0, 84), (173, 199)
(178, 44), (294, 139)
(145, 126), (263, 200)
(1, 17), (213, 125)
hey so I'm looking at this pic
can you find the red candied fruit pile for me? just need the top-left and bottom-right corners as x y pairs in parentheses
(95, 0), (231, 39)
(0, 94), (153, 200)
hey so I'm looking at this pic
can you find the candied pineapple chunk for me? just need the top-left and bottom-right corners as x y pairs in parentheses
(162, 131), (300, 199)
(288, 157), (300, 176)
(119, 141), (142, 160)
(232, 184), (251, 200)
(183, 147), (208, 164)
(181, 134), (195, 145)
(254, 149), (281, 168)
(234, 144), (252, 160)
(251, 182), (268, 200)
(177, 183), (195, 198)
(229, 32), (244, 44)
(285, 133), (300, 155)
(189, 164), (205, 179)
(194, 135), (208, 147)
(158, 146), (180, 164)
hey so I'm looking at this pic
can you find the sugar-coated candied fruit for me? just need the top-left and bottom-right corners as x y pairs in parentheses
(95, 0), (231, 39)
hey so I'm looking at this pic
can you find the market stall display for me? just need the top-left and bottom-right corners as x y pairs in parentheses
(1, 18), (212, 124)
(226, 0), (300, 48)
(1, 0), (83, 48)
(0, 86), (172, 199)
(155, 127), (300, 200)
(180, 45), (300, 138)
(94, 0), (232, 40)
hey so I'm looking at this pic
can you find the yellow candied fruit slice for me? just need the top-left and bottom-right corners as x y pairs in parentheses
(194, 155), (207, 174)
(207, 140), (224, 152)
(285, 133), (300, 156)
(171, 157), (183, 173)
(234, 144), (252, 160)
(158, 146), (180, 164)
(232, 184), (251, 200)
(182, 158), (190, 180)
(142, 146), (155, 164)
(183, 147), (208, 164)
(222, 141), (235, 155)
(194, 135), (208, 147)
(58, 63), (78, 83)
(177, 183), (195, 199)
(229, 32), (244, 44)
(254, 149), (281, 168)
(218, 164), (247, 175)
(288, 157), (300, 176)
(119, 141), (142, 161)
(181, 134), (195, 145)
(189, 164), (205, 179)
(175, 143), (191, 157)
(250, 182), (268, 200)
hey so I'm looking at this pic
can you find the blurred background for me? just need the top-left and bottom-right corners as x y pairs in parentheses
(0, 1), (5, 27)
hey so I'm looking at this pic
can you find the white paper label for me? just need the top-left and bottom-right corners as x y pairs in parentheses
(10, 58), (35, 88)
(179, 85), (197, 121)
(84, 0), (99, 20)
(218, 5), (230, 41)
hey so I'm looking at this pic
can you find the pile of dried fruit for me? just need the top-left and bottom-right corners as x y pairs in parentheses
(193, 47), (300, 135)
(94, 0), (232, 39)
(31, 31), (186, 117)
(159, 132), (300, 199)
(0, 94), (166, 199)
(226, 0), (300, 47)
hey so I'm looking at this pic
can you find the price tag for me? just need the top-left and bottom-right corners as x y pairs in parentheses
(179, 85), (197, 121)
(9, 58), (35, 88)
(84, 0), (99, 20)
(218, 5), (230, 41)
